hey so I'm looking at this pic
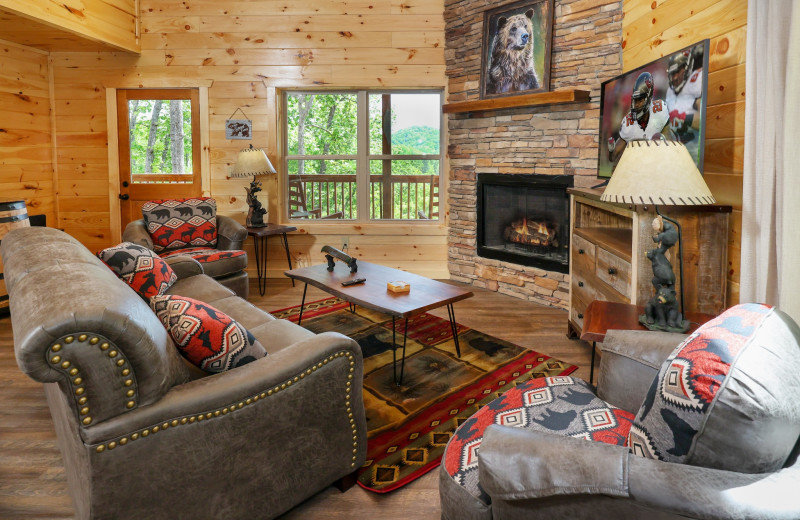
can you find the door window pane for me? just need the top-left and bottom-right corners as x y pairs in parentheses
(128, 99), (193, 180)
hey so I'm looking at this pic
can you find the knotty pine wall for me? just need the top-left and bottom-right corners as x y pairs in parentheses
(0, 41), (56, 225)
(3, 0), (450, 279)
(622, 0), (746, 306)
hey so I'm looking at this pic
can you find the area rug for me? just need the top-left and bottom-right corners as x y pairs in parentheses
(270, 297), (578, 493)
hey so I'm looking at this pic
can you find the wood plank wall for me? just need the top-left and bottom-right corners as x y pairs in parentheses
(39, 0), (450, 278)
(622, 0), (746, 306)
(0, 0), (139, 52)
(0, 41), (56, 223)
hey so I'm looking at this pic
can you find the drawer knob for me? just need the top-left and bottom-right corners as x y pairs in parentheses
(578, 313), (584, 319)
(578, 249), (585, 254)
(578, 281), (584, 287)
(608, 267), (617, 275)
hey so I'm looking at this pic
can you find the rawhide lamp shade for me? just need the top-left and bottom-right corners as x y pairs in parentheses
(230, 144), (276, 178)
(600, 140), (715, 206)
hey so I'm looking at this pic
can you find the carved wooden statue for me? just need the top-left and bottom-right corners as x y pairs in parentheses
(245, 179), (267, 227)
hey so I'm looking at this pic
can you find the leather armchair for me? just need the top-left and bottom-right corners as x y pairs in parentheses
(123, 198), (250, 299)
(440, 313), (800, 520)
(1, 227), (367, 519)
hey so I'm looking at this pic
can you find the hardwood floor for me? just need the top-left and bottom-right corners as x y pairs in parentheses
(0, 278), (594, 520)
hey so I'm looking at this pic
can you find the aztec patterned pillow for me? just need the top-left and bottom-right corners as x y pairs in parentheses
(150, 294), (267, 373)
(97, 242), (177, 300)
(628, 303), (774, 467)
(444, 377), (634, 503)
(141, 197), (217, 252)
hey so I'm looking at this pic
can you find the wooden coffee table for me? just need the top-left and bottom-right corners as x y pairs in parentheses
(581, 300), (717, 385)
(285, 261), (474, 385)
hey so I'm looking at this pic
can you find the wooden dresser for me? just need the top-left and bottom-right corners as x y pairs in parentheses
(568, 188), (730, 338)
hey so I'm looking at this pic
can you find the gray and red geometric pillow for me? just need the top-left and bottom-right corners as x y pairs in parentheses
(142, 197), (218, 252)
(150, 294), (267, 373)
(443, 377), (634, 503)
(97, 242), (177, 300)
(628, 303), (773, 464)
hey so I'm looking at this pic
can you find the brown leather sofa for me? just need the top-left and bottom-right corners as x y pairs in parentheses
(1, 227), (367, 520)
(440, 311), (800, 519)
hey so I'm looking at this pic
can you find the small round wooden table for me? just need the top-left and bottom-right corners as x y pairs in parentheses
(580, 300), (717, 386)
(246, 224), (297, 296)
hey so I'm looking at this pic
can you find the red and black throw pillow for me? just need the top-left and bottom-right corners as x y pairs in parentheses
(141, 198), (217, 252)
(97, 242), (177, 300)
(150, 294), (267, 373)
(628, 303), (773, 465)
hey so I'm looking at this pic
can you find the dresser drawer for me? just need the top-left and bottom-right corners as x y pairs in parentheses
(596, 247), (631, 297)
(571, 234), (596, 274)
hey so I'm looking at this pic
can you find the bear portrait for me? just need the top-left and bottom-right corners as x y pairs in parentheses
(481, 0), (553, 99)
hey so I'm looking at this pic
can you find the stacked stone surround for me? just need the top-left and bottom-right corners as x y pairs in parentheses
(445, 0), (623, 309)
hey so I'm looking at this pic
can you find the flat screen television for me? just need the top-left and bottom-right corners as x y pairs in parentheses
(597, 40), (709, 179)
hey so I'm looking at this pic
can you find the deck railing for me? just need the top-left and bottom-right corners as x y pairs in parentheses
(288, 174), (439, 220)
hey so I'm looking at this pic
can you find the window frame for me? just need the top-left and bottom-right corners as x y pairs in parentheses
(282, 89), (444, 222)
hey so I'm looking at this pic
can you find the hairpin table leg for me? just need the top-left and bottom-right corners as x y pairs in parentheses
(298, 283), (308, 325)
(447, 304), (461, 357)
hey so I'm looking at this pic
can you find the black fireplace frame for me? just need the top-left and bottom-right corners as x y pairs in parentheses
(476, 173), (573, 273)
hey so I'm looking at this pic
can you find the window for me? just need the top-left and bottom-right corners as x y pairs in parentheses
(284, 90), (442, 221)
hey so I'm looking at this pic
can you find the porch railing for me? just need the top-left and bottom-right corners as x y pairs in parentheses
(288, 174), (439, 220)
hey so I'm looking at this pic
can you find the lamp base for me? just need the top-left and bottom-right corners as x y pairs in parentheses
(638, 314), (690, 333)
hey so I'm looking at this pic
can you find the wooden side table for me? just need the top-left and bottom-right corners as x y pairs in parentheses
(246, 224), (297, 296)
(580, 300), (717, 386)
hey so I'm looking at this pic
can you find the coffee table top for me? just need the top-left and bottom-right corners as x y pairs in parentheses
(580, 300), (716, 343)
(285, 261), (473, 318)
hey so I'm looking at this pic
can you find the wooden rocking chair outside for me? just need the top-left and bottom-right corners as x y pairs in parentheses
(288, 180), (343, 219)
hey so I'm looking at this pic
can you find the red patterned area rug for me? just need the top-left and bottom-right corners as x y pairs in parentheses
(270, 297), (578, 493)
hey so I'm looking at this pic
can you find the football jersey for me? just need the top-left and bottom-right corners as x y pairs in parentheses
(618, 98), (670, 141)
(666, 68), (703, 145)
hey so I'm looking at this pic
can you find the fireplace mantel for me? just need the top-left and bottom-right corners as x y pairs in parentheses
(442, 89), (591, 115)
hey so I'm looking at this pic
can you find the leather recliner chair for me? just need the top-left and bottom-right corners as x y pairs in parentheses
(440, 304), (800, 519)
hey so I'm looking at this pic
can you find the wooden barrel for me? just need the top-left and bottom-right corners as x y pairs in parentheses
(0, 200), (30, 315)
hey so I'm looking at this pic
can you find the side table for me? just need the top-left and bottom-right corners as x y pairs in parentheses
(580, 300), (716, 386)
(246, 224), (297, 296)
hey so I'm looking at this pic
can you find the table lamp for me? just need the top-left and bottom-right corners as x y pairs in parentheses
(600, 139), (715, 332)
(230, 144), (276, 227)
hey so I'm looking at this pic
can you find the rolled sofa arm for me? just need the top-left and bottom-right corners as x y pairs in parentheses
(163, 254), (203, 279)
(217, 215), (248, 250)
(122, 219), (154, 249)
(596, 330), (686, 413)
(479, 425), (630, 500)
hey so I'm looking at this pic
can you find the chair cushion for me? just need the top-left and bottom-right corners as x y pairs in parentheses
(161, 247), (247, 278)
(142, 198), (218, 252)
(443, 376), (634, 504)
(628, 303), (800, 473)
(97, 242), (177, 300)
(150, 294), (267, 373)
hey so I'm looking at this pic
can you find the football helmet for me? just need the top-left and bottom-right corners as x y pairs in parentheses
(631, 72), (654, 125)
(668, 49), (694, 94)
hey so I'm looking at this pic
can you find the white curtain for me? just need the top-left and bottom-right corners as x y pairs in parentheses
(741, 0), (800, 321)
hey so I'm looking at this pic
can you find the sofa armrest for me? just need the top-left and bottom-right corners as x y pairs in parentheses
(163, 254), (203, 279)
(217, 215), (248, 250)
(122, 219), (154, 249)
(596, 330), (686, 413)
(628, 453), (800, 519)
(479, 425), (629, 500)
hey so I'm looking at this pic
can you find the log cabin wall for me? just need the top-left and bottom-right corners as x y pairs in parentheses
(0, 41), (56, 224)
(621, 0), (746, 306)
(31, 0), (450, 278)
(445, 0), (624, 309)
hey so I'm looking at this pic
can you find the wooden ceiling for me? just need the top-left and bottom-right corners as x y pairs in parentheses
(0, 7), (122, 52)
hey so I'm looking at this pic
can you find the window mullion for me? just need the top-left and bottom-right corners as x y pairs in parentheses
(356, 90), (370, 221)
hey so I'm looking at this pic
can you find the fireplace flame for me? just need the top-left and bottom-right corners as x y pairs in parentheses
(504, 218), (557, 247)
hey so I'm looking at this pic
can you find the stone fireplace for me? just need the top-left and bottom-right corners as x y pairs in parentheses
(477, 173), (572, 273)
(444, 0), (623, 309)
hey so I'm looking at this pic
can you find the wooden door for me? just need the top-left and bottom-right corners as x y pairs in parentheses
(116, 89), (202, 229)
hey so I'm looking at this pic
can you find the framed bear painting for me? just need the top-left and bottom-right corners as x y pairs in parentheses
(479, 0), (555, 100)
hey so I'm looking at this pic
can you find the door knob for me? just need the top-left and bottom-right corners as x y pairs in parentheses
(119, 194), (130, 200)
